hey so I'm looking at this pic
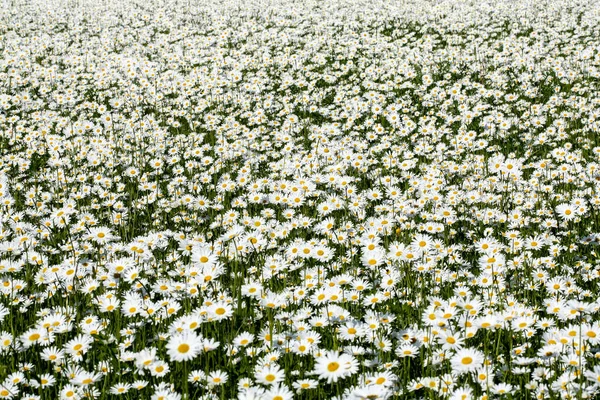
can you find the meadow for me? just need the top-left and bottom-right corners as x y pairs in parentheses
(1, 0), (600, 398)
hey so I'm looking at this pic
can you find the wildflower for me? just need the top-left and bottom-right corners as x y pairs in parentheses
(360, 249), (386, 268)
(207, 371), (228, 386)
(64, 334), (93, 361)
(556, 203), (577, 221)
(0, 383), (18, 399)
(292, 379), (318, 392)
(313, 350), (359, 383)
(263, 385), (294, 400)
(149, 362), (170, 377)
(450, 348), (485, 374)
(36, 374), (56, 388)
(87, 227), (114, 243)
(396, 344), (419, 358)
(207, 302), (233, 321)
(60, 385), (81, 400)
(255, 364), (285, 386)
(166, 332), (201, 362)
(110, 383), (131, 395)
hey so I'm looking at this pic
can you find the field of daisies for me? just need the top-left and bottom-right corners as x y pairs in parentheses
(3, 0), (600, 399)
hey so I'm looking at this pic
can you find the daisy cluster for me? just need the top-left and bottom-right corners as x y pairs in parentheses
(2, 0), (600, 399)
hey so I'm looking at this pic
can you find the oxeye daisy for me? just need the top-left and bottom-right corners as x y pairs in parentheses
(313, 350), (358, 383)
(135, 348), (157, 370)
(292, 379), (318, 392)
(20, 328), (45, 348)
(396, 344), (419, 358)
(234, 332), (255, 347)
(556, 203), (577, 221)
(439, 331), (465, 350)
(291, 339), (312, 355)
(360, 249), (385, 268)
(0, 384), (16, 399)
(149, 361), (170, 377)
(191, 245), (218, 268)
(255, 364), (285, 386)
(64, 334), (93, 361)
(35, 373), (56, 388)
(207, 302), (233, 321)
(263, 384), (294, 400)
(131, 380), (148, 391)
(207, 370), (228, 387)
(350, 384), (391, 400)
(450, 348), (484, 374)
(166, 332), (201, 362)
(339, 321), (365, 341)
(87, 226), (114, 243)
(188, 370), (206, 385)
(110, 383), (131, 395)
(367, 370), (396, 387)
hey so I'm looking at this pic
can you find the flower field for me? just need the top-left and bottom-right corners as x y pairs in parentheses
(2, 0), (600, 398)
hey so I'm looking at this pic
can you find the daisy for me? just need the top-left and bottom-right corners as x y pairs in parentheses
(132, 380), (148, 390)
(313, 245), (334, 262)
(238, 387), (266, 400)
(255, 364), (285, 386)
(491, 383), (513, 395)
(40, 346), (65, 364)
(87, 226), (114, 243)
(313, 350), (359, 383)
(135, 348), (157, 370)
(207, 370), (228, 387)
(149, 361), (170, 377)
(298, 243), (314, 258)
(581, 324), (600, 344)
(60, 384), (82, 400)
(360, 249), (385, 268)
(292, 379), (318, 392)
(291, 339), (313, 355)
(190, 245), (218, 268)
(583, 365), (600, 384)
(110, 383), (131, 395)
(201, 338), (220, 353)
(367, 370), (396, 386)
(234, 332), (255, 347)
(64, 334), (93, 361)
(411, 233), (433, 253)
(73, 371), (102, 386)
(166, 331), (201, 362)
(450, 348), (484, 375)
(556, 203), (577, 221)
(439, 330), (465, 350)
(20, 328), (45, 348)
(396, 344), (419, 358)
(36, 374), (56, 388)
(339, 322), (365, 341)
(475, 314), (498, 330)
(0, 383), (16, 399)
(449, 386), (473, 400)
(350, 384), (391, 400)
(263, 384), (294, 400)
(151, 386), (181, 400)
(207, 302), (233, 322)
(188, 370), (206, 385)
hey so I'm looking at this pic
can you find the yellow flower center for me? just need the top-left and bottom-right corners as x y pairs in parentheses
(178, 344), (190, 353)
(327, 362), (340, 372)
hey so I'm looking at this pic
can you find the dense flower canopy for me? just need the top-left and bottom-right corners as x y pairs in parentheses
(1, 0), (600, 399)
